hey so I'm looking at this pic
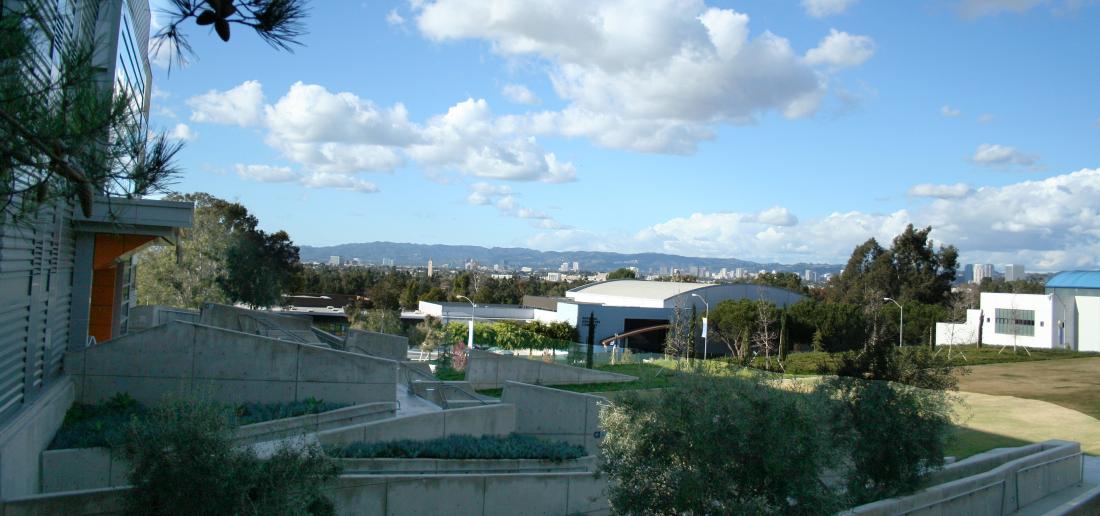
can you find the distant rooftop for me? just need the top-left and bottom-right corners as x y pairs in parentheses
(567, 280), (710, 302)
(1046, 271), (1100, 290)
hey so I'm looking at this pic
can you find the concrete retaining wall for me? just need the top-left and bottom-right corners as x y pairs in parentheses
(337, 455), (596, 475)
(0, 486), (128, 516)
(317, 404), (516, 446)
(327, 472), (609, 515)
(39, 402), (398, 493)
(65, 321), (398, 407)
(845, 440), (1083, 515)
(465, 349), (636, 389)
(501, 381), (608, 454)
(345, 330), (408, 361)
(0, 377), (74, 499)
(1048, 484), (1100, 515)
(127, 305), (199, 333)
(2, 472), (610, 516)
(199, 301), (314, 334)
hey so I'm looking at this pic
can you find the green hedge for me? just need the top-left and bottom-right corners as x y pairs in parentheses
(324, 434), (586, 462)
(49, 394), (350, 450)
(443, 321), (577, 351)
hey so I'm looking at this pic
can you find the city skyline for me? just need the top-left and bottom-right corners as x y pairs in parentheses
(149, 0), (1100, 270)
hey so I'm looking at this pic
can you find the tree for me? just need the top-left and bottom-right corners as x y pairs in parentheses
(137, 193), (254, 308)
(752, 300), (780, 371)
(152, 0), (308, 70)
(219, 228), (301, 309)
(1, 3), (182, 221)
(137, 193), (299, 309)
(710, 299), (757, 361)
(828, 225), (958, 307)
(607, 267), (636, 280)
(753, 271), (803, 292)
(599, 374), (843, 514)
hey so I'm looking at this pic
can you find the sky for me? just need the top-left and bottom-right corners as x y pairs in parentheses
(148, 0), (1100, 270)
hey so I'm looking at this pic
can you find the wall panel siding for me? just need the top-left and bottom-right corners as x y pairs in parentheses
(0, 203), (76, 425)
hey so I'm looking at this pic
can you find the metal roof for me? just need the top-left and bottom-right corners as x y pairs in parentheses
(1046, 271), (1100, 290)
(567, 280), (711, 301)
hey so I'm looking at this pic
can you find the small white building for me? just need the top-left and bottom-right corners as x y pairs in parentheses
(936, 271), (1100, 351)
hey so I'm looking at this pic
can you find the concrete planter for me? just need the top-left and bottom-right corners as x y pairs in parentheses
(40, 402), (396, 493)
(234, 401), (396, 446)
(336, 455), (597, 475)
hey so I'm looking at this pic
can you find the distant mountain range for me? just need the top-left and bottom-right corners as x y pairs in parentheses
(299, 241), (842, 275)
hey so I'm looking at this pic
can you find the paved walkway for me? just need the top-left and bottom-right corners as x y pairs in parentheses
(395, 384), (441, 416)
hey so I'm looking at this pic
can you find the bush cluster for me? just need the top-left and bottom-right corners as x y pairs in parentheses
(50, 395), (349, 450)
(443, 321), (576, 350)
(122, 396), (339, 516)
(325, 434), (586, 462)
(599, 370), (956, 514)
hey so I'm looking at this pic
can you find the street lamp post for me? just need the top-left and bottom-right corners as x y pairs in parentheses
(691, 293), (710, 359)
(884, 297), (903, 347)
(456, 295), (476, 348)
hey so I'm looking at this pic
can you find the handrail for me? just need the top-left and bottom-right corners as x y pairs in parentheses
(400, 363), (490, 408)
(236, 313), (309, 344)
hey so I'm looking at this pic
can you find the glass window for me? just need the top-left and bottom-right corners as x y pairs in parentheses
(994, 308), (1035, 337)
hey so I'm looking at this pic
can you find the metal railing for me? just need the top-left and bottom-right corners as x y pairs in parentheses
(400, 362), (490, 409)
(236, 313), (309, 344)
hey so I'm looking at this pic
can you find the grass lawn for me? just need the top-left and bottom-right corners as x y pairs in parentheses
(945, 426), (1030, 459)
(958, 357), (1100, 420)
(775, 345), (1099, 375)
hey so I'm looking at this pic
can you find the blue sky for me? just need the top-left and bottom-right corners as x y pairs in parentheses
(149, 0), (1100, 270)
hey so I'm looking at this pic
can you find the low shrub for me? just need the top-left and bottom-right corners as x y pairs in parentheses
(232, 398), (348, 426)
(325, 434), (586, 462)
(122, 396), (339, 516)
(49, 393), (146, 449)
(50, 396), (350, 450)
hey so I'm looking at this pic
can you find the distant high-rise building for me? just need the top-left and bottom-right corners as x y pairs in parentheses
(547, 272), (562, 282)
(328, 256), (342, 266)
(559, 262), (569, 272)
(735, 268), (747, 279)
(972, 264), (994, 284)
(1004, 264), (1025, 282)
(572, 261), (580, 272)
(427, 258), (434, 278)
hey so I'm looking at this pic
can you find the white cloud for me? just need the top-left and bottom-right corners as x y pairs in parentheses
(386, 9), (406, 25)
(187, 80), (265, 126)
(941, 105), (961, 117)
(530, 168), (1100, 270)
(169, 123), (198, 142)
(804, 29), (876, 69)
(908, 182), (972, 198)
(466, 182), (566, 228)
(978, 113), (995, 123)
(300, 172), (379, 193)
(414, 0), (873, 153)
(188, 81), (578, 188)
(263, 82), (417, 174)
(802, 0), (859, 17)
(501, 83), (540, 105)
(408, 98), (576, 182)
(971, 143), (1039, 168)
(235, 164), (297, 182)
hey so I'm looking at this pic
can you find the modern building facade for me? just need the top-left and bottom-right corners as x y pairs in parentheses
(0, 0), (192, 500)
